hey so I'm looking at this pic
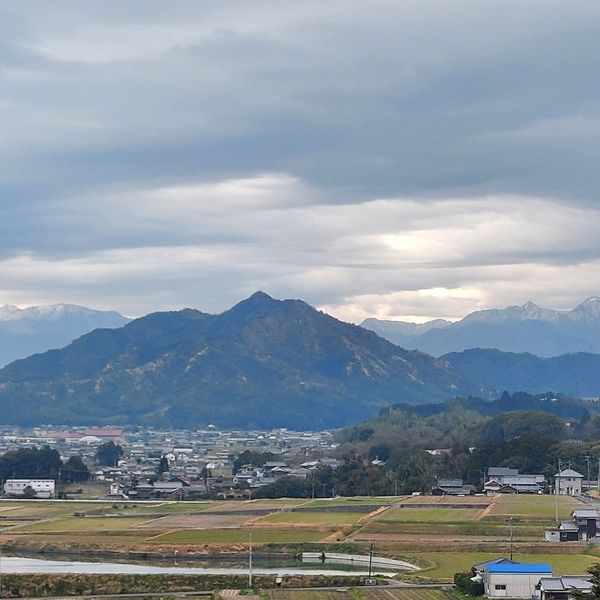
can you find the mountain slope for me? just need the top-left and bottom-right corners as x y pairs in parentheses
(443, 348), (600, 397)
(362, 297), (600, 356)
(0, 304), (130, 366)
(0, 292), (484, 429)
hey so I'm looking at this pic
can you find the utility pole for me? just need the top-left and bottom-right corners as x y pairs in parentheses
(555, 459), (561, 524)
(586, 456), (591, 494)
(555, 477), (559, 525)
(368, 542), (374, 580)
(509, 517), (514, 561)
(248, 532), (253, 589)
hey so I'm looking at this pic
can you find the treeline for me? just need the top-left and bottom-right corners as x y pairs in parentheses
(0, 446), (89, 484)
(326, 391), (600, 495)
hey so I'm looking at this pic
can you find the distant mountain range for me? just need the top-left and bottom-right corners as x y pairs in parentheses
(0, 292), (484, 429)
(381, 391), (596, 421)
(443, 349), (600, 398)
(362, 297), (600, 357)
(0, 304), (130, 366)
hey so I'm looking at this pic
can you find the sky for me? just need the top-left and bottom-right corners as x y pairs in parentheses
(2, 1), (600, 323)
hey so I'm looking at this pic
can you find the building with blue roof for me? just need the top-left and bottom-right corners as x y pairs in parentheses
(483, 562), (553, 598)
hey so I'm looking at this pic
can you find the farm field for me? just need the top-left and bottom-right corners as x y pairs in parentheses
(375, 508), (483, 522)
(11, 516), (153, 533)
(301, 497), (404, 508)
(266, 589), (455, 600)
(149, 527), (326, 544)
(401, 551), (600, 581)
(400, 495), (491, 505)
(490, 494), (578, 519)
(0, 494), (594, 583)
(257, 510), (364, 526)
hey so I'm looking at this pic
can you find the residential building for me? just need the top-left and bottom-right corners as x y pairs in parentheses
(554, 469), (583, 496)
(431, 478), (474, 496)
(484, 468), (545, 494)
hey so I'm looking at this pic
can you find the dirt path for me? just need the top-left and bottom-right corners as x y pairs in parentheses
(476, 496), (498, 520)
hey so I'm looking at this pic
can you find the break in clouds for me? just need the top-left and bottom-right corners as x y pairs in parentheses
(1, 1), (600, 322)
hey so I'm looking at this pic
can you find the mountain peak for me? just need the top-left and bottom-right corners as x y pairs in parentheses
(221, 291), (280, 321)
(247, 290), (275, 302)
(569, 296), (600, 319)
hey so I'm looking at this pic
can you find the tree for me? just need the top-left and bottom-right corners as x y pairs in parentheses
(61, 456), (90, 483)
(22, 485), (37, 499)
(0, 446), (61, 480)
(156, 455), (169, 476)
(233, 450), (275, 473)
(253, 476), (310, 499)
(96, 442), (123, 467)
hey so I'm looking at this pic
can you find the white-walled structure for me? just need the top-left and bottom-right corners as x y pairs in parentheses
(484, 563), (552, 598)
(3, 479), (55, 498)
(555, 469), (583, 496)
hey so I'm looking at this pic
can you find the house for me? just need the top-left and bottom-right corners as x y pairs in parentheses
(482, 563), (552, 598)
(3, 479), (55, 498)
(545, 509), (598, 542)
(102, 482), (129, 500)
(488, 467), (519, 479)
(554, 469), (583, 496)
(431, 478), (474, 496)
(572, 509), (598, 539)
(537, 576), (593, 600)
(484, 468), (545, 494)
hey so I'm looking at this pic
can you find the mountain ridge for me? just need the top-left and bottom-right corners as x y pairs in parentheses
(361, 297), (600, 356)
(0, 293), (484, 429)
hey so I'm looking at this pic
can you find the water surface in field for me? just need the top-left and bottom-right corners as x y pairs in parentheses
(0, 555), (395, 576)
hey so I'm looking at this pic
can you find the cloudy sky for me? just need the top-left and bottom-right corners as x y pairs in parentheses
(2, 1), (600, 323)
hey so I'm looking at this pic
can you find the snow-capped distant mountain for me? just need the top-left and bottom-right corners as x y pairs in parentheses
(361, 297), (600, 357)
(0, 304), (130, 366)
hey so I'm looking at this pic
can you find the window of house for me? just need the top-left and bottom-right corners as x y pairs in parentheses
(495, 585), (507, 590)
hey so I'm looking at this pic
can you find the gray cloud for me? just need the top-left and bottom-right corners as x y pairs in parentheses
(1, 1), (600, 321)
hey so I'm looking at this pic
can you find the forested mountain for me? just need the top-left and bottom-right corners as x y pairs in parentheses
(362, 297), (600, 356)
(0, 304), (130, 366)
(0, 292), (483, 429)
(443, 349), (600, 397)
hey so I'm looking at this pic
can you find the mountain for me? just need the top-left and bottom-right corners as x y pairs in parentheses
(361, 297), (600, 357)
(443, 348), (600, 398)
(0, 304), (131, 366)
(379, 391), (595, 421)
(0, 292), (484, 429)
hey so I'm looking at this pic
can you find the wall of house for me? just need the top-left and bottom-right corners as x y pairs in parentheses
(485, 573), (546, 598)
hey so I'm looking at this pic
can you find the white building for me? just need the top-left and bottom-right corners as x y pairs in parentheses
(3, 479), (55, 498)
(483, 563), (552, 598)
(555, 469), (583, 496)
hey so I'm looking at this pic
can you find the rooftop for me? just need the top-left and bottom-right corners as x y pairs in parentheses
(487, 563), (552, 574)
